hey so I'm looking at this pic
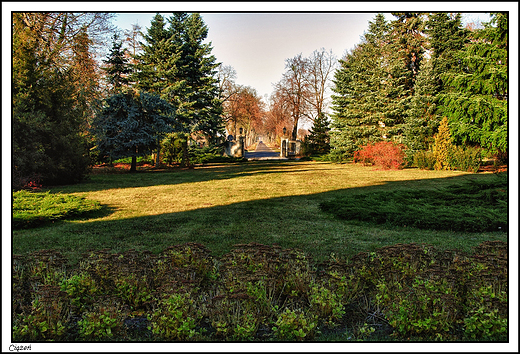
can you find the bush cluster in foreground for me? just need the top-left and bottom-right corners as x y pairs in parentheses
(12, 241), (507, 342)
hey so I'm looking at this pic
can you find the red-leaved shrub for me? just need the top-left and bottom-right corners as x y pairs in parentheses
(354, 141), (405, 170)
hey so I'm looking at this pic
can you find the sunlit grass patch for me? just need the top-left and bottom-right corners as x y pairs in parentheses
(12, 190), (102, 229)
(12, 161), (507, 264)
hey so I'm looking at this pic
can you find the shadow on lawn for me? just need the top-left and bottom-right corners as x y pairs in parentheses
(53, 160), (332, 193)
(14, 171), (508, 264)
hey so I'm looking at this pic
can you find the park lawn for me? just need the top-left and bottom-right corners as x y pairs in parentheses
(12, 161), (507, 265)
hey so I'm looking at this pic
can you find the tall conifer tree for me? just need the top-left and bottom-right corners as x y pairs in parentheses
(166, 13), (223, 144)
(403, 13), (468, 157)
(439, 13), (508, 157)
(384, 13), (427, 144)
(102, 33), (132, 93)
(330, 14), (391, 157)
(134, 14), (179, 95)
(135, 13), (223, 144)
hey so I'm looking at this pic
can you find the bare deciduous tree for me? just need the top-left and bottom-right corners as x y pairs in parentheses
(303, 48), (337, 122)
(274, 53), (310, 140)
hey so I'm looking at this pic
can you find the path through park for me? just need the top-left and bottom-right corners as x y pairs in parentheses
(245, 141), (286, 160)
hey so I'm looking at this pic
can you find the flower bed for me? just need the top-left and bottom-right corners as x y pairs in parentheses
(12, 241), (508, 342)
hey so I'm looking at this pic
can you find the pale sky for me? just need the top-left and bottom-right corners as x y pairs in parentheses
(113, 10), (494, 100)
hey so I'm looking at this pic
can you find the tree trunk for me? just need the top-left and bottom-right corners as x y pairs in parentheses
(130, 155), (137, 172)
(181, 135), (190, 167)
(155, 137), (161, 168)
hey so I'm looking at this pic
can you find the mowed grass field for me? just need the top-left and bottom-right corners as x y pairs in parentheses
(12, 161), (507, 265)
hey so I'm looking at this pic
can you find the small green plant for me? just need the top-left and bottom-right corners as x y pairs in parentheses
(464, 307), (508, 341)
(272, 308), (318, 341)
(309, 284), (345, 326)
(376, 277), (460, 340)
(208, 293), (260, 340)
(355, 323), (376, 341)
(78, 307), (123, 340)
(148, 293), (202, 340)
(13, 285), (68, 341)
(114, 274), (153, 310)
(60, 272), (99, 313)
(232, 313), (258, 341)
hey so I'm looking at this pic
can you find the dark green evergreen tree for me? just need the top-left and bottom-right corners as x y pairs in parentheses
(330, 14), (391, 158)
(384, 13), (427, 144)
(134, 14), (179, 95)
(102, 32), (132, 93)
(426, 13), (469, 96)
(403, 13), (469, 159)
(304, 112), (330, 155)
(165, 13), (224, 144)
(439, 13), (508, 158)
(403, 58), (438, 154)
(91, 90), (177, 172)
(390, 13), (427, 95)
(12, 13), (92, 187)
(133, 13), (223, 165)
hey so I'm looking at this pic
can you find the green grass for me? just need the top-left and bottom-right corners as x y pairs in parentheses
(12, 161), (508, 265)
(320, 172), (507, 232)
(12, 190), (102, 229)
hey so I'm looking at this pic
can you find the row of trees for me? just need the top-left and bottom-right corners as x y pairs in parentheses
(216, 48), (336, 150)
(12, 13), (115, 185)
(13, 12), (225, 184)
(12, 12), (507, 186)
(330, 13), (508, 162)
(93, 13), (223, 171)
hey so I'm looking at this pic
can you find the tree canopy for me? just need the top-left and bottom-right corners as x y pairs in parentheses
(91, 90), (176, 172)
(12, 12), (114, 186)
(330, 12), (508, 162)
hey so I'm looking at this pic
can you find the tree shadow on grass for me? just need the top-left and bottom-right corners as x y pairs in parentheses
(52, 161), (333, 193)
(13, 172), (509, 266)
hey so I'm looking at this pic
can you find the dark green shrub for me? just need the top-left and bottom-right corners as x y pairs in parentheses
(413, 150), (436, 170)
(448, 146), (482, 172)
(323, 149), (351, 163)
(320, 174), (507, 232)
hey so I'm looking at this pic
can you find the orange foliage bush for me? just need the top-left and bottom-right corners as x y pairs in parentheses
(354, 141), (405, 170)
